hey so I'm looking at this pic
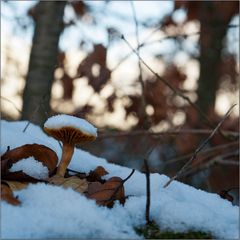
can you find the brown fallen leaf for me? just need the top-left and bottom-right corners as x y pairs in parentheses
(4, 181), (29, 192)
(48, 175), (88, 194)
(1, 144), (58, 181)
(86, 177), (125, 208)
(1, 182), (21, 206)
(1, 158), (12, 174)
(87, 166), (108, 182)
(219, 190), (234, 203)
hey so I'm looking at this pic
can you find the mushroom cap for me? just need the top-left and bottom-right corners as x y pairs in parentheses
(44, 114), (97, 145)
(44, 126), (96, 145)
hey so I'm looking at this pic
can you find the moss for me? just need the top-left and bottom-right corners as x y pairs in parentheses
(135, 222), (212, 239)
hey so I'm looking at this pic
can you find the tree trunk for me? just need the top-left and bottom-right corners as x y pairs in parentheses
(22, 2), (66, 126)
(196, 2), (228, 121)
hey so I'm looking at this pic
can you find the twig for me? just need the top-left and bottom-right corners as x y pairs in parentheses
(98, 129), (239, 139)
(102, 169), (135, 203)
(67, 168), (85, 175)
(122, 169), (135, 183)
(165, 140), (238, 165)
(22, 94), (48, 132)
(130, 1), (150, 130)
(111, 24), (238, 73)
(121, 34), (217, 129)
(163, 104), (236, 188)
(180, 152), (239, 179)
(144, 158), (151, 224)
(1, 96), (22, 114)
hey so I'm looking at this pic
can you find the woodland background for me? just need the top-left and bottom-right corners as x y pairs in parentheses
(1, 1), (239, 203)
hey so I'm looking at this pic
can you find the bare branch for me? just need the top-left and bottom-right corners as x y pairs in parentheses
(144, 158), (151, 224)
(165, 140), (238, 165)
(121, 35), (219, 129)
(98, 129), (239, 139)
(130, 1), (150, 130)
(1, 96), (22, 114)
(163, 104), (237, 188)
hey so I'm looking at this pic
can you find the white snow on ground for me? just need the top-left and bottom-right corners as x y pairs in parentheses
(44, 114), (97, 137)
(1, 120), (239, 239)
(9, 157), (49, 180)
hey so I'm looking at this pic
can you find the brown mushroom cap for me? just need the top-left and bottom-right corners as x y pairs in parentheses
(44, 126), (96, 145)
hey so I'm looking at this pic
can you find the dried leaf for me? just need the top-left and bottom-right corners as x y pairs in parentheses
(1, 158), (12, 174)
(76, 44), (111, 92)
(71, 1), (88, 17)
(219, 190), (234, 203)
(3, 181), (29, 192)
(87, 166), (108, 182)
(1, 183), (21, 206)
(86, 177), (125, 208)
(1, 144), (58, 181)
(60, 72), (74, 99)
(48, 175), (88, 194)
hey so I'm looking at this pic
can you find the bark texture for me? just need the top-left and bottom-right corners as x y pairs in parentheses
(196, 2), (235, 120)
(22, 2), (66, 126)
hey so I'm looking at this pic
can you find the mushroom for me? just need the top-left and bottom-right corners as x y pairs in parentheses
(44, 114), (97, 177)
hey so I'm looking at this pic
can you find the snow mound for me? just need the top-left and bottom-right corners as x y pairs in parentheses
(44, 114), (97, 137)
(2, 183), (139, 239)
(10, 157), (49, 180)
(1, 120), (239, 239)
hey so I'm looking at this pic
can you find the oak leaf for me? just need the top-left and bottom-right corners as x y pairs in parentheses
(86, 177), (125, 208)
(48, 175), (88, 194)
(1, 182), (21, 206)
(87, 166), (108, 182)
(1, 144), (58, 181)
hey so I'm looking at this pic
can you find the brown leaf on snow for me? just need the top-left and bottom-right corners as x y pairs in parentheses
(1, 182), (21, 206)
(48, 175), (88, 194)
(86, 177), (125, 208)
(3, 181), (29, 192)
(219, 190), (234, 203)
(87, 166), (109, 182)
(1, 144), (58, 181)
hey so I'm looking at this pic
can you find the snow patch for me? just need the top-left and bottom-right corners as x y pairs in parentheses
(1, 120), (239, 239)
(9, 157), (49, 180)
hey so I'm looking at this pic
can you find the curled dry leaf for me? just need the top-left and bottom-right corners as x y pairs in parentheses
(48, 175), (88, 194)
(1, 158), (12, 174)
(3, 181), (29, 192)
(86, 177), (125, 208)
(87, 166), (108, 182)
(1, 182), (21, 206)
(1, 144), (58, 181)
(219, 190), (234, 203)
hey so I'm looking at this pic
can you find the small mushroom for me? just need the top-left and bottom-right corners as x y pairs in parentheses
(44, 114), (97, 177)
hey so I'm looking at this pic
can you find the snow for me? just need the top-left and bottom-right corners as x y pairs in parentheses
(9, 157), (49, 180)
(44, 114), (97, 137)
(1, 120), (239, 239)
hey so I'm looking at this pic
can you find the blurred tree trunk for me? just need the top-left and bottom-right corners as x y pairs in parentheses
(196, 2), (232, 121)
(22, 2), (66, 126)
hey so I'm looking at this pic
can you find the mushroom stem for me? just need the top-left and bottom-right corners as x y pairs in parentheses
(57, 142), (74, 177)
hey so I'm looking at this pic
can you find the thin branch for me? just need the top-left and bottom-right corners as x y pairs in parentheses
(144, 158), (151, 224)
(98, 129), (239, 139)
(111, 24), (239, 73)
(121, 34), (215, 129)
(1, 96), (22, 114)
(180, 152), (239, 179)
(130, 1), (150, 130)
(122, 169), (135, 183)
(165, 140), (238, 165)
(163, 104), (236, 188)
(101, 169), (135, 203)
(22, 94), (48, 132)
